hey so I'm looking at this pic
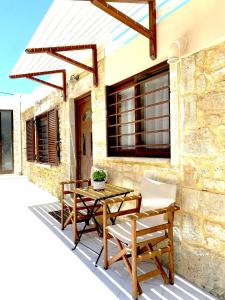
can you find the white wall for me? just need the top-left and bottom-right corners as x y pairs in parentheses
(105, 0), (225, 85)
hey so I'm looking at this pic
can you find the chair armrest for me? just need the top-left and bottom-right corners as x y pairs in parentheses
(127, 205), (180, 221)
(101, 194), (141, 205)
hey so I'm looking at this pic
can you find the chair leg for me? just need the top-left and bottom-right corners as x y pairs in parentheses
(168, 245), (174, 284)
(61, 200), (64, 230)
(73, 194), (77, 243)
(103, 204), (108, 269)
(131, 220), (138, 300)
(168, 211), (174, 284)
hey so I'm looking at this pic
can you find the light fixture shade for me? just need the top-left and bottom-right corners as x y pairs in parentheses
(167, 37), (188, 64)
(167, 41), (180, 64)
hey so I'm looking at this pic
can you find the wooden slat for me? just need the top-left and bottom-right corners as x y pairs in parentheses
(108, 100), (169, 117)
(108, 87), (169, 109)
(136, 223), (169, 237)
(137, 246), (170, 262)
(48, 109), (59, 166)
(106, 208), (138, 219)
(71, 183), (133, 200)
(137, 269), (161, 282)
(26, 118), (35, 161)
(109, 143), (170, 149)
(108, 114), (170, 128)
(109, 128), (170, 138)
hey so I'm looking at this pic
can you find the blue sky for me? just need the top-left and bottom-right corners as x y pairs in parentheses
(0, 0), (52, 95)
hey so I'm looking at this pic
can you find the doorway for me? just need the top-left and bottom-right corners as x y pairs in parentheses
(0, 110), (14, 174)
(75, 93), (93, 179)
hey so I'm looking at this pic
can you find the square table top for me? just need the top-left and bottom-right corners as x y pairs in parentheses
(70, 183), (133, 201)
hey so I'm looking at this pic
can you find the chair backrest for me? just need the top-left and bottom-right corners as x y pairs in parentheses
(141, 177), (176, 212)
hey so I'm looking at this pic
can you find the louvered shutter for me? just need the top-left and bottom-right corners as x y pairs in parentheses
(26, 118), (35, 161)
(47, 109), (59, 165)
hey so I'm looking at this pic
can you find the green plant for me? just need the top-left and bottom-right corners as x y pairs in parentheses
(92, 169), (106, 182)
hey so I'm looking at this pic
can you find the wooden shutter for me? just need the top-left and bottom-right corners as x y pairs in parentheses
(26, 118), (35, 161)
(47, 109), (59, 165)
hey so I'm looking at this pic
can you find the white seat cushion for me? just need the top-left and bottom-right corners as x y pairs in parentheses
(108, 216), (167, 245)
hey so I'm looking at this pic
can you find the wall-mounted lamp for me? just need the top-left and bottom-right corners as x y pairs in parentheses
(70, 74), (80, 81)
(167, 37), (188, 64)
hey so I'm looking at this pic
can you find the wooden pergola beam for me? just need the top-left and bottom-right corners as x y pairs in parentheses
(25, 44), (98, 86)
(9, 69), (67, 101)
(90, 0), (157, 60)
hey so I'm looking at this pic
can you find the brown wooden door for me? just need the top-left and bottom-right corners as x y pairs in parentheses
(75, 94), (93, 179)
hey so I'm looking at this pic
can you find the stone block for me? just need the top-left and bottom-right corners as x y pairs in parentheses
(177, 244), (225, 299)
(205, 114), (222, 126)
(183, 165), (198, 187)
(205, 237), (224, 252)
(198, 92), (225, 112)
(195, 50), (206, 74)
(181, 188), (200, 211)
(182, 213), (203, 243)
(180, 56), (196, 95)
(205, 44), (225, 72)
(183, 128), (217, 156)
(198, 191), (225, 223)
(204, 221), (225, 241)
(196, 74), (207, 94)
(203, 179), (225, 193)
(182, 95), (197, 128)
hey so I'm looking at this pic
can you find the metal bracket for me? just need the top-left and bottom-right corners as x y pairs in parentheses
(9, 69), (67, 101)
(90, 0), (156, 60)
(25, 44), (98, 86)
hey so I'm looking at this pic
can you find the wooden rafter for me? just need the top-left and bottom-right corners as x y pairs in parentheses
(25, 44), (98, 86)
(9, 69), (67, 101)
(90, 0), (157, 60)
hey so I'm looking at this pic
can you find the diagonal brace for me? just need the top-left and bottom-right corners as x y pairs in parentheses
(25, 44), (98, 86)
(9, 70), (67, 101)
(90, 0), (157, 59)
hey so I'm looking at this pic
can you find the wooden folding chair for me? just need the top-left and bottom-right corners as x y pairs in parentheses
(60, 179), (102, 242)
(103, 196), (179, 299)
(103, 178), (179, 299)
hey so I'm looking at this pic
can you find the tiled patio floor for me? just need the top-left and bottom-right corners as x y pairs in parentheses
(0, 176), (219, 300)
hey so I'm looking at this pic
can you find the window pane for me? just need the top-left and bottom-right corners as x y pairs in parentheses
(107, 65), (170, 158)
(1, 111), (13, 171)
(117, 88), (135, 147)
(140, 72), (170, 148)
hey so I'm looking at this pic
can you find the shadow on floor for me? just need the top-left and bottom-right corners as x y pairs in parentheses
(29, 202), (218, 300)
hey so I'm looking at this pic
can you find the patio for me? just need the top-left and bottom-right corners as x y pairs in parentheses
(0, 175), (218, 300)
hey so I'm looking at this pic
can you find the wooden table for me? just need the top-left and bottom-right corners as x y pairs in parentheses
(71, 183), (133, 265)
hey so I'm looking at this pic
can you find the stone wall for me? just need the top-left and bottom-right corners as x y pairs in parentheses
(21, 42), (225, 298)
(178, 42), (225, 299)
(21, 56), (106, 198)
(21, 91), (71, 199)
(92, 42), (225, 299)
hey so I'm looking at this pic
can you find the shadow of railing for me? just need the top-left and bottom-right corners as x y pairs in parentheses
(29, 202), (218, 300)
